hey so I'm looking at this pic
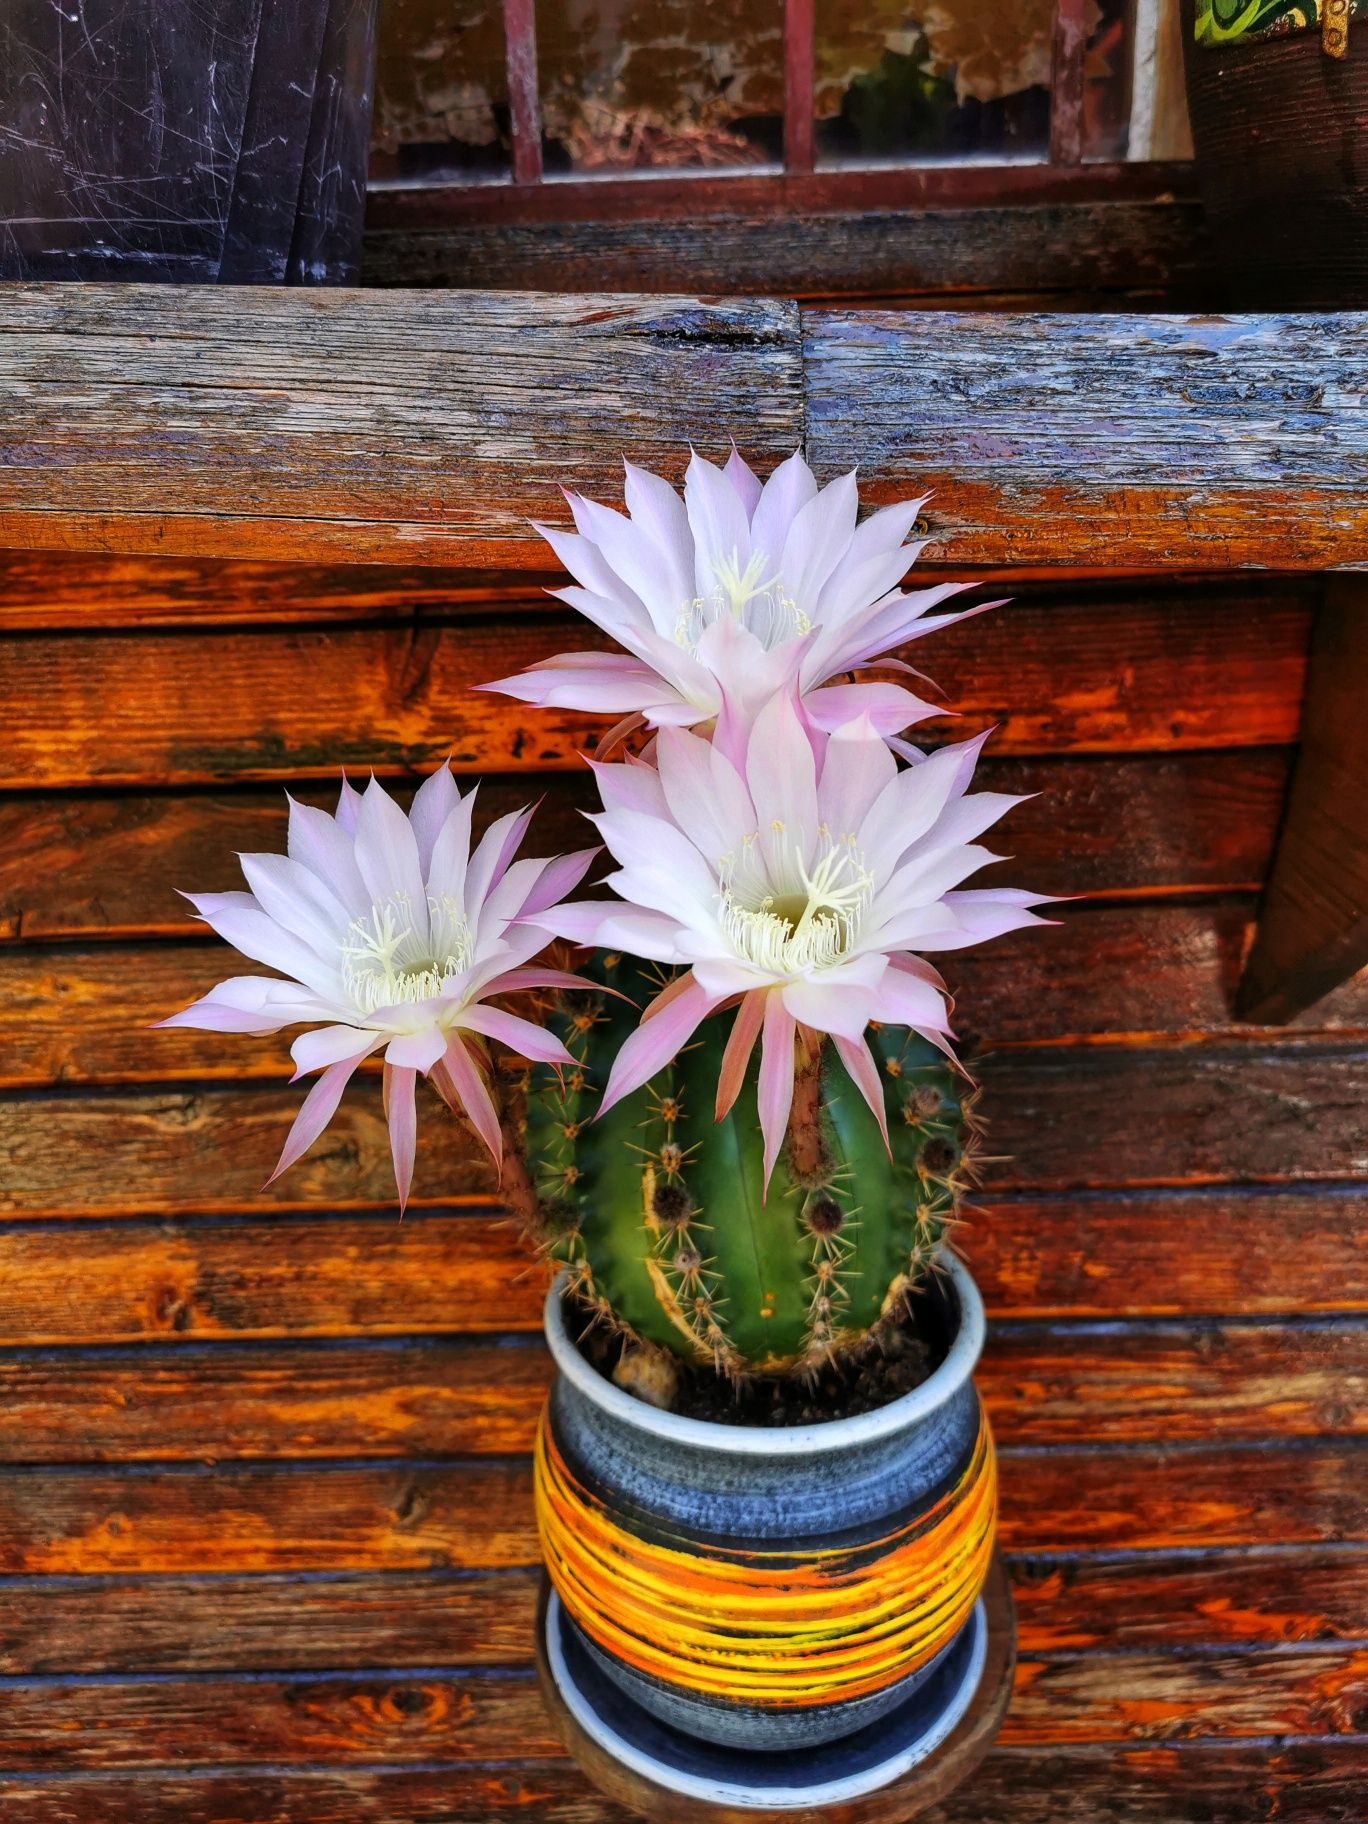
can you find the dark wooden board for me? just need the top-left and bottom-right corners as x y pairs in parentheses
(0, 588), (1312, 789)
(362, 198), (1217, 302)
(3, 1746), (1365, 1823)
(0, 1188), (1363, 1347)
(0, 289), (803, 566)
(802, 309), (1368, 572)
(0, 1320), (1360, 1461)
(5, 1041), (1366, 1217)
(0, 0), (376, 284)
(1239, 581), (1368, 1024)
(3, 1547), (1362, 1676)
(0, 750), (1293, 946)
(4, 1444), (1361, 1577)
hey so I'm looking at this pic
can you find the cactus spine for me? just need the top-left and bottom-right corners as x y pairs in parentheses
(526, 952), (978, 1377)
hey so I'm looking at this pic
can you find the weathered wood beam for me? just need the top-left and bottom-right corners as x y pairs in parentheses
(1238, 579), (1368, 1022)
(0, 288), (804, 567)
(0, 289), (1365, 571)
(802, 309), (1368, 571)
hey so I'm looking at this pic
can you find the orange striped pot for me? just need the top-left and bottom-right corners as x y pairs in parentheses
(535, 1258), (996, 1801)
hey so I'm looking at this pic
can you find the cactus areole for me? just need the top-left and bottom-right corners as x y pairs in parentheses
(527, 951), (978, 1378)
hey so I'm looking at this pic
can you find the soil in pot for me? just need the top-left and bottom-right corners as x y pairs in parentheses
(569, 1280), (950, 1426)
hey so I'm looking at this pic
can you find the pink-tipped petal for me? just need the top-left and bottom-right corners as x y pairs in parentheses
(685, 449), (753, 600)
(335, 776), (364, 835)
(716, 989), (765, 1121)
(384, 1062), (418, 1212)
(437, 1036), (503, 1167)
(456, 1003), (575, 1067)
(598, 976), (715, 1117)
(623, 460), (694, 609)
(514, 846), (600, 919)
(750, 450), (818, 564)
(355, 779), (428, 936)
(408, 765), (462, 875)
(832, 1032), (891, 1154)
(291, 1023), (381, 1079)
(465, 805), (535, 911)
(265, 1045), (378, 1187)
(723, 445), (762, 517)
(757, 993), (797, 1195)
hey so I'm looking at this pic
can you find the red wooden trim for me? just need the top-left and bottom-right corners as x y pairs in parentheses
(503, 0), (543, 187)
(784, 0), (816, 176)
(368, 161), (1196, 231)
(1050, 0), (1090, 166)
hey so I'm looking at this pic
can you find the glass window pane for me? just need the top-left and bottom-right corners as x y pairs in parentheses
(815, 0), (1053, 167)
(535, 0), (784, 176)
(371, 0), (511, 183)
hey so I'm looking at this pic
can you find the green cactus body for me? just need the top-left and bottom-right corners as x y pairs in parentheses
(526, 953), (976, 1376)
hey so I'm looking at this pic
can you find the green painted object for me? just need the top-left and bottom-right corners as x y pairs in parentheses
(526, 952), (977, 1376)
(1194, 0), (1364, 46)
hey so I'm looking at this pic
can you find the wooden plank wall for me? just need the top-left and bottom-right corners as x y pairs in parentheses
(0, 514), (1366, 1818)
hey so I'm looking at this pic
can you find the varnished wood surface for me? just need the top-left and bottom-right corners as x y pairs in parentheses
(2, 289), (1366, 570)
(0, 1187), (1363, 1346)
(3, 1747), (1366, 1823)
(5, 1444), (1362, 1577)
(0, 475), (1363, 1807)
(534, 1557), (1016, 1824)
(0, 584), (1313, 789)
(7, 1039), (1368, 1217)
(0, 748), (1293, 944)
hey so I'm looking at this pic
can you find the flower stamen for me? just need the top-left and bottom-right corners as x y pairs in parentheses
(341, 892), (474, 1013)
(718, 833), (873, 976)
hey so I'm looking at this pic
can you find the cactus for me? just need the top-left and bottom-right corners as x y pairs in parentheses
(526, 952), (979, 1377)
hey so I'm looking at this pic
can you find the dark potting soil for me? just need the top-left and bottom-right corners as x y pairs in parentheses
(571, 1288), (949, 1427)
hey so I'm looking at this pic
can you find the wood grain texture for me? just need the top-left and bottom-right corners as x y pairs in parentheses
(4, 1444), (1360, 1577)
(3, 290), (1362, 572)
(3, 1548), (1362, 1676)
(0, 1321), (1360, 1461)
(0, 587), (1312, 790)
(0, 748), (1293, 947)
(802, 310), (1368, 571)
(0, 288), (803, 566)
(0, 1184), (1357, 1337)
(2, 1747), (1364, 1823)
(13, 901), (1368, 1090)
(0, 1187), (1363, 1347)
(5, 1041), (1365, 1218)
(0, 1643), (1358, 1772)
(1239, 580), (1368, 1022)
(363, 199), (1217, 301)
(0, 549), (558, 631)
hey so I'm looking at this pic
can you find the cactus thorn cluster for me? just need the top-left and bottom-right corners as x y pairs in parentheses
(526, 952), (980, 1379)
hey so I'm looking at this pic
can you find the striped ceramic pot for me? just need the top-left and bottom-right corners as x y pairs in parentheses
(535, 1256), (996, 1795)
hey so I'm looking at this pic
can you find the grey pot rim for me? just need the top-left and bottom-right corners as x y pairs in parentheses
(542, 1252), (984, 1459)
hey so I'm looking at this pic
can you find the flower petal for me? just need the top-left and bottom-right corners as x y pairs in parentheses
(832, 1032), (891, 1153)
(750, 449), (817, 565)
(435, 1036), (502, 1166)
(384, 1062), (418, 1212)
(265, 1042), (381, 1187)
(598, 975), (716, 1117)
(457, 1003), (575, 1066)
(409, 765), (462, 876)
(716, 989), (764, 1121)
(355, 779), (429, 943)
(757, 992), (797, 1194)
